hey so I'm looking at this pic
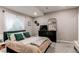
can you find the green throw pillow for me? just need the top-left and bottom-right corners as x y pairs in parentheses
(23, 32), (30, 38)
(14, 33), (24, 41)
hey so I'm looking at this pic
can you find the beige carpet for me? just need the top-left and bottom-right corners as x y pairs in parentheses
(46, 42), (76, 53)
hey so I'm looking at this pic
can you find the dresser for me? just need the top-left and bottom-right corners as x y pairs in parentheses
(39, 31), (56, 42)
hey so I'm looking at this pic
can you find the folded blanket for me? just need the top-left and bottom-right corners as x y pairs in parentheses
(30, 39), (47, 47)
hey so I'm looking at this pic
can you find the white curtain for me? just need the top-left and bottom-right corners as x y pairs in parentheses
(4, 12), (25, 31)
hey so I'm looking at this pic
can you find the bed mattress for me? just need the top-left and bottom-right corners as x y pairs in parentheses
(5, 36), (52, 53)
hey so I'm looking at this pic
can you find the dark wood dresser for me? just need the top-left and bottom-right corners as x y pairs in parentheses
(39, 31), (56, 42)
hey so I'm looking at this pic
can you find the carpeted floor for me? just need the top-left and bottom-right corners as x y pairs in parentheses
(46, 42), (76, 53)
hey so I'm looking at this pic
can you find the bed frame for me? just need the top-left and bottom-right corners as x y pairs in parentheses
(3, 30), (51, 53)
(4, 30), (26, 53)
(4, 30), (26, 42)
(6, 43), (51, 53)
(74, 46), (79, 53)
(44, 43), (51, 53)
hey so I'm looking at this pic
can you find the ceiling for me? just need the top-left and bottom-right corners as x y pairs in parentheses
(4, 6), (78, 17)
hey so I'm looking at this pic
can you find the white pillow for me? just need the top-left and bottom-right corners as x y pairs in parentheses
(10, 34), (16, 41)
(29, 32), (32, 36)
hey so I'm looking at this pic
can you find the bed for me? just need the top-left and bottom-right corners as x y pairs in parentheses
(4, 30), (52, 53)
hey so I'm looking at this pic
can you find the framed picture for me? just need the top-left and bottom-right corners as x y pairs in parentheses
(28, 21), (31, 26)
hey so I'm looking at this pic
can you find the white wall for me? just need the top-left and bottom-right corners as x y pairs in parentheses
(33, 8), (78, 42)
(78, 8), (79, 42)
(25, 16), (33, 34)
(0, 8), (4, 34)
(0, 8), (5, 41)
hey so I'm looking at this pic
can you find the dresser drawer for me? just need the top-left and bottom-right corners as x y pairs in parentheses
(39, 31), (56, 42)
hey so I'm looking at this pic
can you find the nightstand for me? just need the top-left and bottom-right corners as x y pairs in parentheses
(0, 42), (6, 53)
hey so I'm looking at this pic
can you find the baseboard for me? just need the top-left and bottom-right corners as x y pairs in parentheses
(57, 40), (73, 44)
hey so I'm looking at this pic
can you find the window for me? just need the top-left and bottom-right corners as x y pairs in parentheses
(4, 12), (25, 31)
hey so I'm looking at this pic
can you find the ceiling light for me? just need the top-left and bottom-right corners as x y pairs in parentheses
(34, 12), (37, 16)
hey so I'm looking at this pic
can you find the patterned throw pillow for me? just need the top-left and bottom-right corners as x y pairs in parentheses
(23, 32), (30, 38)
(14, 33), (24, 41)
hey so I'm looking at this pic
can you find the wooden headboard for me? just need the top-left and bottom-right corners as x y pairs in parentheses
(3, 30), (26, 42)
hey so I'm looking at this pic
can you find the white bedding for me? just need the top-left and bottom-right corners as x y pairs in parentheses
(19, 36), (49, 46)
(5, 36), (51, 53)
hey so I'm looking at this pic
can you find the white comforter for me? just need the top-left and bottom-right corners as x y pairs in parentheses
(19, 36), (49, 46)
(5, 36), (51, 53)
